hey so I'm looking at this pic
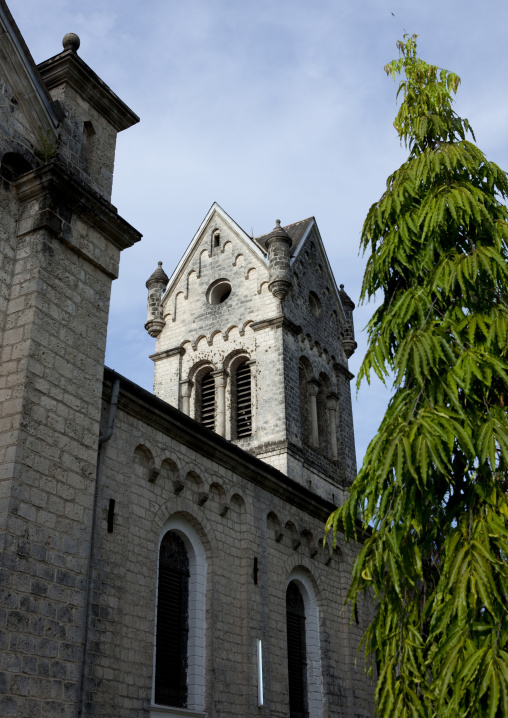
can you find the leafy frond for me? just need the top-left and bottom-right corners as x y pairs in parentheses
(328, 34), (508, 718)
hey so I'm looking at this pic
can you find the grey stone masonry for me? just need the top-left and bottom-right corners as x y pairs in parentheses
(80, 369), (375, 718)
(0, 13), (141, 716)
(146, 204), (358, 501)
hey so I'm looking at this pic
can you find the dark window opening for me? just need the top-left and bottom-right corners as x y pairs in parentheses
(155, 531), (189, 707)
(236, 361), (252, 438)
(213, 232), (220, 248)
(200, 372), (215, 430)
(219, 288), (230, 303)
(1, 152), (32, 182)
(286, 582), (308, 718)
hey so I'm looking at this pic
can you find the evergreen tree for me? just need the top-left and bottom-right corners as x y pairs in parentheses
(327, 35), (508, 717)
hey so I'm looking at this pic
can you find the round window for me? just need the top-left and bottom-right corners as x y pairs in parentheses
(309, 291), (322, 317)
(207, 279), (232, 305)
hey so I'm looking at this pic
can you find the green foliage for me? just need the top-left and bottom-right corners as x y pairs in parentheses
(36, 126), (58, 162)
(326, 35), (508, 717)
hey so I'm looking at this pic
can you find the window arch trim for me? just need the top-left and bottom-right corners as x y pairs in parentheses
(152, 516), (207, 716)
(286, 569), (324, 718)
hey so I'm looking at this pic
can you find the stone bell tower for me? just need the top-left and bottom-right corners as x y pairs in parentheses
(0, 16), (141, 716)
(145, 203), (357, 504)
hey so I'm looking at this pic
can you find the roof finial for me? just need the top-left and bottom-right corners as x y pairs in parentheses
(275, 219), (281, 227)
(62, 33), (80, 53)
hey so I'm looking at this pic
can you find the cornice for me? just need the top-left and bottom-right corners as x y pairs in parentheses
(251, 315), (302, 336)
(38, 50), (139, 132)
(103, 367), (360, 532)
(333, 362), (355, 382)
(15, 161), (141, 251)
(150, 346), (186, 363)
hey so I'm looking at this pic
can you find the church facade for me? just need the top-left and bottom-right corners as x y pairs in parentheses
(0, 2), (374, 717)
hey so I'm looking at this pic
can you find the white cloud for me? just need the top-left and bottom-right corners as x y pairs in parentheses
(7, 0), (508, 468)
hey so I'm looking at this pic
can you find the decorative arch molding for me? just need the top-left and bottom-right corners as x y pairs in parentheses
(133, 444), (157, 483)
(267, 511), (283, 543)
(209, 329), (224, 345)
(172, 291), (185, 323)
(224, 325), (239, 341)
(188, 360), (216, 383)
(286, 567), (324, 718)
(152, 513), (209, 715)
(223, 348), (251, 374)
(241, 319), (254, 335)
(198, 247), (211, 277)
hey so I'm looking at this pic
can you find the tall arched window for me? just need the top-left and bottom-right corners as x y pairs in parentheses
(200, 371), (215, 430)
(153, 517), (207, 716)
(155, 531), (189, 707)
(235, 361), (252, 438)
(286, 581), (307, 718)
(299, 359), (312, 446)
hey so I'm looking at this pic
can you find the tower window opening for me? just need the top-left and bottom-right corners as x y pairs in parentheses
(200, 372), (215, 430)
(286, 581), (308, 718)
(155, 531), (189, 708)
(213, 231), (220, 248)
(236, 362), (252, 438)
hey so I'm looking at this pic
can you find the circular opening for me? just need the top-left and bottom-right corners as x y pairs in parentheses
(309, 291), (322, 318)
(207, 279), (232, 305)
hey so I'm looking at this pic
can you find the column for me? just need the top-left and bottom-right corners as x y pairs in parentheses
(180, 379), (193, 416)
(212, 370), (228, 437)
(326, 393), (339, 461)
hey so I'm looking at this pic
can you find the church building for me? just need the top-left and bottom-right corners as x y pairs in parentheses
(0, 2), (374, 716)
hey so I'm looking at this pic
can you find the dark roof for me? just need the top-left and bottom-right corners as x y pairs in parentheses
(253, 217), (314, 255)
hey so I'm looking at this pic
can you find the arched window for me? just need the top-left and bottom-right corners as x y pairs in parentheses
(317, 373), (331, 457)
(213, 230), (221, 248)
(155, 531), (189, 707)
(200, 371), (215, 430)
(286, 581), (307, 718)
(299, 358), (312, 447)
(0, 152), (32, 181)
(153, 517), (207, 715)
(235, 361), (252, 438)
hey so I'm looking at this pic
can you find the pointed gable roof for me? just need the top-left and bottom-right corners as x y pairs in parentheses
(163, 202), (268, 298)
(253, 217), (314, 255)
(0, 0), (59, 138)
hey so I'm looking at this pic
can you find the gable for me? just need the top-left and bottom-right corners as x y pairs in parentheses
(291, 219), (348, 324)
(163, 202), (268, 302)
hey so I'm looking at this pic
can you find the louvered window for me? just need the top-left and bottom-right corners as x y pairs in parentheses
(286, 582), (308, 718)
(236, 362), (252, 438)
(155, 531), (189, 707)
(200, 372), (215, 430)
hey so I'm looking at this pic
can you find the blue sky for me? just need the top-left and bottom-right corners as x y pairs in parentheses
(10, 0), (508, 467)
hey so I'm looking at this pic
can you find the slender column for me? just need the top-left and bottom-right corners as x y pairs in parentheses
(212, 370), (227, 437)
(326, 393), (339, 460)
(307, 380), (320, 448)
(180, 379), (193, 416)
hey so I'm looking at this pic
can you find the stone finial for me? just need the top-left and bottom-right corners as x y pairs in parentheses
(338, 283), (355, 310)
(267, 219), (291, 245)
(338, 284), (357, 358)
(266, 219), (292, 300)
(146, 261), (169, 289)
(145, 261), (169, 338)
(62, 33), (80, 53)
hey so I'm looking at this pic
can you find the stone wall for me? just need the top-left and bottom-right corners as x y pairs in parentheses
(82, 371), (375, 718)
